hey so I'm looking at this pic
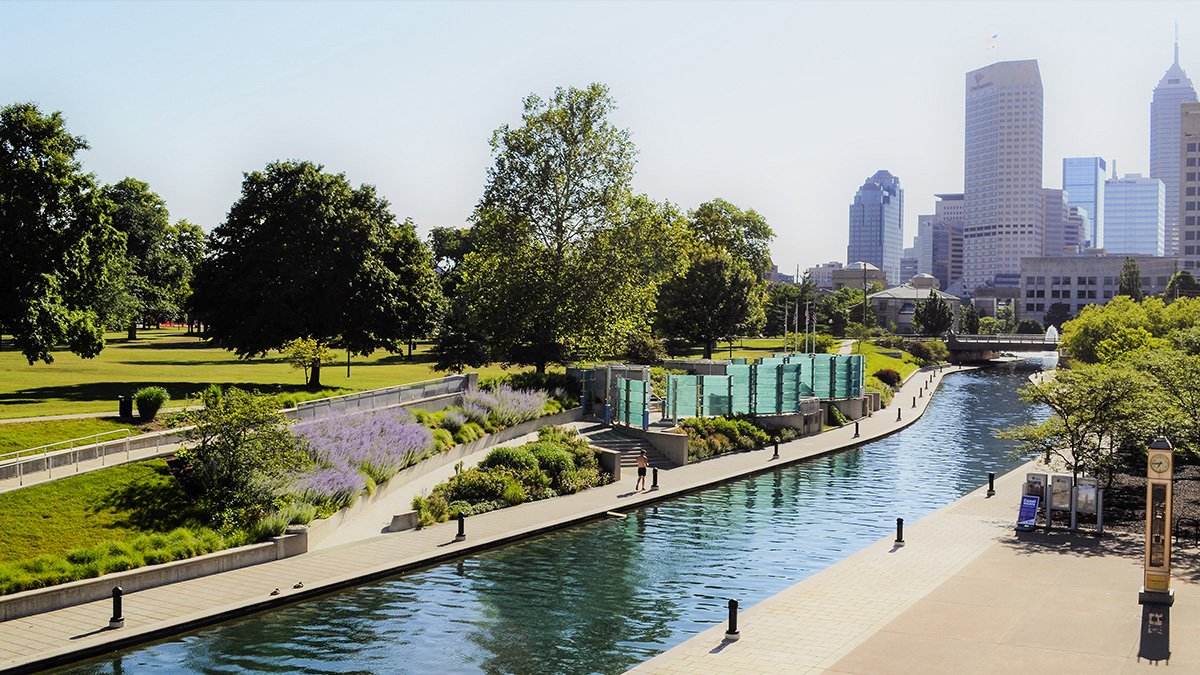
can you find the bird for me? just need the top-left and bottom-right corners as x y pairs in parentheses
(270, 588), (280, 596)
(293, 582), (304, 589)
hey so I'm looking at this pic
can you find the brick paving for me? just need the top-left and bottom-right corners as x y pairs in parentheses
(0, 365), (1037, 674)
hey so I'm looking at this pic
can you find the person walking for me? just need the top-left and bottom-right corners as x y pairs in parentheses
(636, 449), (649, 491)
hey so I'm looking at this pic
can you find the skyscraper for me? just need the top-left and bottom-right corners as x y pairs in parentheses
(847, 170), (903, 286)
(1104, 174), (1165, 256)
(1150, 35), (1197, 255)
(915, 193), (964, 291)
(1062, 157), (1106, 248)
(963, 60), (1044, 293)
(1180, 101), (1200, 269)
(1042, 188), (1075, 256)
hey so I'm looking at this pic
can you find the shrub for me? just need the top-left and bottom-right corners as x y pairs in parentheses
(872, 368), (901, 387)
(292, 465), (366, 514)
(827, 404), (850, 427)
(489, 385), (548, 427)
(903, 341), (933, 362)
(530, 445), (575, 480)
(480, 371), (576, 394)
(293, 408), (432, 485)
(435, 467), (512, 503)
(432, 428), (456, 453)
(248, 512), (290, 542)
(812, 334), (836, 354)
(284, 502), (318, 525)
(502, 478), (526, 505)
(865, 378), (895, 407)
(480, 446), (538, 473)
(453, 422), (485, 445)
(439, 408), (467, 433)
(134, 386), (170, 420)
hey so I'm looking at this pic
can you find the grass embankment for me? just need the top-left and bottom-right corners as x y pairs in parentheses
(856, 340), (923, 381)
(0, 459), (245, 594)
(0, 418), (141, 459)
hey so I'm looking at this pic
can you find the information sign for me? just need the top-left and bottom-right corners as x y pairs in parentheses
(1050, 475), (1072, 511)
(1075, 478), (1098, 515)
(1017, 495), (1040, 529)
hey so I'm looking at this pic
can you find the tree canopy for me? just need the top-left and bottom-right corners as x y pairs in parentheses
(655, 249), (766, 359)
(688, 198), (774, 276)
(912, 294), (954, 336)
(0, 102), (123, 364)
(458, 84), (687, 371)
(192, 160), (443, 387)
(1118, 256), (1143, 300)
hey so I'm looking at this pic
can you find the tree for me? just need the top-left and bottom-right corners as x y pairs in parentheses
(0, 103), (123, 364)
(102, 177), (183, 337)
(1165, 270), (1200, 301)
(998, 363), (1156, 487)
(164, 219), (207, 332)
(959, 303), (980, 334)
(1043, 302), (1072, 329)
(912, 294), (954, 336)
(429, 226), (475, 297)
(460, 84), (687, 371)
(655, 249), (766, 359)
(1095, 326), (1168, 364)
(176, 387), (307, 526)
(1118, 256), (1143, 300)
(1130, 349), (1200, 458)
(1013, 318), (1045, 334)
(280, 337), (336, 385)
(430, 298), (491, 374)
(192, 160), (443, 387)
(688, 198), (774, 276)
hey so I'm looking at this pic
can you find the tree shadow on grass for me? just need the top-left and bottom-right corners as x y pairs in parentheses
(93, 462), (203, 531)
(0, 381), (325, 409)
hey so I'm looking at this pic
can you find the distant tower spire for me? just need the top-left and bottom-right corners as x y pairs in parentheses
(1176, 22), (1180, 66)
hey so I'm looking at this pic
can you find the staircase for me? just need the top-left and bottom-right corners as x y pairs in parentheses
(583, 428), (673, 469)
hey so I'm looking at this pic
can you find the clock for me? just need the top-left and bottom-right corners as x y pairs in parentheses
(1150, 453), (1172, 474)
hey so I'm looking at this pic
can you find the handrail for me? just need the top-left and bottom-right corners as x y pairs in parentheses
(0, 428), (131, 464)
(295, 375), (469, 410)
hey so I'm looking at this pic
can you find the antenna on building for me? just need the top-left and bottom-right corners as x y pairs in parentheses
(1112, 159), (1117, 179)
(1176, 21), (1180, 66)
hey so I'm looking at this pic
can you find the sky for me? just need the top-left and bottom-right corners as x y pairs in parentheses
(2, 1), (1196, 274)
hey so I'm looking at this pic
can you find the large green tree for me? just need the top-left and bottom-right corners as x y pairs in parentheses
(460, 84), (687, 372)
(1118, 256), (1143, 300)
(0, 103), (123, 364)
(193, 160), (443, 387)
(912, 294), (954, 336)
(688, 198), (774, 276)
(655, 249), (766, 359)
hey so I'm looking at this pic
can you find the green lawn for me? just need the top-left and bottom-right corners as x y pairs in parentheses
(0, 459), (199, 564)
(856, 341), (922, 379)
(0, 418), (141, 459)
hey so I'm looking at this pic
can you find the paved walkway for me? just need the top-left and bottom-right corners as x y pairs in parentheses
(629, 461), (1199, 675)
(0, 365), (959, 673)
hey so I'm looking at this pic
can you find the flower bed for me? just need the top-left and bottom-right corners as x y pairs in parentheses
(678, 417), (797, 462)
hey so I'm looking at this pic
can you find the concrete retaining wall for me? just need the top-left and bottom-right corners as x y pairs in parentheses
(612, 425), (690, 467)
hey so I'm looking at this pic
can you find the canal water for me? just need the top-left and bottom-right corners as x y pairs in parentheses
(53, 366), (1044, 675)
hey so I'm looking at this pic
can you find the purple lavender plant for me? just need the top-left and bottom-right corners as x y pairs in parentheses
(292, 465), (367, 509)
(440, 408), (467, 433)
(489, 385), (547, 427)
(293, 407), (433, 484)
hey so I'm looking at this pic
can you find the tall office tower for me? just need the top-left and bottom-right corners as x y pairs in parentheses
(1151, 36), (1197, 255)
(963, 60), (1044, 292)
(900, 247), (918, 282)
(1104, 174), (1165, 255)
(1062, 157), (1107, 247)
(1181, 102), (1200, 268)
(1041, 188), (1074, 256)
(847, 170), (904, 286)
(1067, 207), (1090, 254)
(915, 193), (965, 291)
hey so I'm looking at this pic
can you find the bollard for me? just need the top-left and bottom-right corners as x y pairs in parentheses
(894, 517), (905, 547)
(724, 598), (740, 641)
(854, 421), (860, 438)
(455, 512), (466, 541)
(109, 586), (125, 628)
(651, 467), (659, 490)
(772, 441), (779, 460)
(912, 396), (916, 408)
(919, 388), (923, 398)
(896, 408), (901, 421)
(987, 472), (996, 497)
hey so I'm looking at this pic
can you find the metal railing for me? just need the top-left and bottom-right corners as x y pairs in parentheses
(0, 429), (131, 486)
(289, 374), (472, 422)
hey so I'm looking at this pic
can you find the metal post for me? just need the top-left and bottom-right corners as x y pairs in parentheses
(854, 421), (860, 438)
(651, 467), (659, 491)
(896, 408), (901, 422)
(1070, 485), (1078, 530)
(987, 472), (995, 497)
(1098, 488), (1104, 534)
(895, 517), (905, 547)
(724, 598), (740, 640)
(109, 587), (125, 628)
(772, 442), (779, 460)
(455, 513), (466, 541)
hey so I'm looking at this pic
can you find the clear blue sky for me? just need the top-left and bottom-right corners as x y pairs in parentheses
(2, 1), (1194, 273)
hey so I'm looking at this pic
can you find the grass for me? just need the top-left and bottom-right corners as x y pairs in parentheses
(0, 458), (203, 564)
(0, 418), (142, 459)
(857, 340), (922, 380)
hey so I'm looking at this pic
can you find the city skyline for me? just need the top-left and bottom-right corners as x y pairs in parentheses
(1, 1), (1195, 273)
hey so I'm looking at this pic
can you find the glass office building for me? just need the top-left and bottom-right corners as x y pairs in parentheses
(1104, 174), (1165, 256)
(1062, 157), (1106, 248)
(847, 170), (903, 286)
(1150, 40), (1197, 255)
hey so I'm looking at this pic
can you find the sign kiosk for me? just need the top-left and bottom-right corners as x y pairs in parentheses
(1141, 437), (1175, 606)
(1017, 473), (1048, 531)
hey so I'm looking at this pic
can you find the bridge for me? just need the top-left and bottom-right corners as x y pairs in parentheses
(945, 333), (1059, 364)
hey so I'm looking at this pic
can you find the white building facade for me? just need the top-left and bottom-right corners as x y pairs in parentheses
(1104, 174), (1165, 256)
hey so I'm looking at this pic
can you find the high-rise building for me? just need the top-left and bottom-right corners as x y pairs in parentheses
(1067, 207), (1090, 255)
(900, 247), (918, 283)
(1181, 101), (1200, 268)
(963, 60), (1044, 294)
(807, 261), (843, 289)
(1151, 36), (1197, 255)
(1041, 188), (1075, 256)
(1062, 157), (1106, 248)
(915, 193), (964, 291)
(1104, 173), (1165, 256)
(847, 170), (904, 286)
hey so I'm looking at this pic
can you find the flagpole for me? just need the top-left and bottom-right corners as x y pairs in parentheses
(783, 301), (789, 353)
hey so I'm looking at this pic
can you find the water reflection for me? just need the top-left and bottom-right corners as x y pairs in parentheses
(54, 367), (1042, 675)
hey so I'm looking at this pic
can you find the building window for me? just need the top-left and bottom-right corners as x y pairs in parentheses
(1189, 246), (1197, 255)
(1051, 276), (1061, 285)
(1077, 277), (1087, 285)
(1104, 276), (1115, 285)
(1036, 290), (1044, 298)
(1157, 276), (1169, 286)
(1026, 289), (1035, 298)
(1103, 290), (1113, 299)
(1088, 277), (1097, 285)
(1077, 290), (1087, 298)
(1088, 290), (1097, 299)
(1036, 303), (1044, 312)
(1026, 276), (1035, 285)
(1142, 277), (1150, 286)
(1026, 303), (1035, 312)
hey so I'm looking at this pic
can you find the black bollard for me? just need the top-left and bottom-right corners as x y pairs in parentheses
(455, 512), (466, 541)
(912, 396), (916, 408)
(896, 408), (902, 421)
(854, 421), (860, 438)
(987, 472), (996, 497)
(772, 441), (779, 460)
(651, 467), (659, 490)
(724, 598), (740, 641)
(895, 517), (905, 547)
(109, 586), (125, 628)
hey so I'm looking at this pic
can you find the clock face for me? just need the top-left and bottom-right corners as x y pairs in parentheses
(1151, 454), (1171, 474)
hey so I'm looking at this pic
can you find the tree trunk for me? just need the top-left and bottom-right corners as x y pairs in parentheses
(408, 340), (414, 357)
(536, 361), (546, 374)
(128, 321), (138, 340)
(704, 341), (715, 360)
(308, 361), (322, 389)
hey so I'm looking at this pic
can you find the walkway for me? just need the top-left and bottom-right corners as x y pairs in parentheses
(629, 462), (1198, 674)
(0, 366), (957, 674)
